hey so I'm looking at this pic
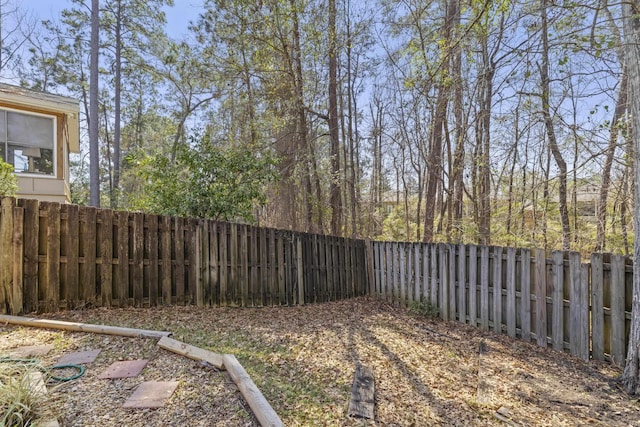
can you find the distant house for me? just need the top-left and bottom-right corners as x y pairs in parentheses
(0, 84), (80, 203)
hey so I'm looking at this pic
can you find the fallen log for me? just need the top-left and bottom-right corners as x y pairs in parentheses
(0, 314), (171, 339)
(223, 354), (284, 427)
(157, 336), (224, 370)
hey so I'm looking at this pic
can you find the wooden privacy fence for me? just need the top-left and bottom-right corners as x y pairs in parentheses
(0, 197), (369, 314)
(371, 242), (633, 364)
(0, 196), (635, 365)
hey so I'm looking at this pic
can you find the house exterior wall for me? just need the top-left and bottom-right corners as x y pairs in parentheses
(0, 85), (79, 203)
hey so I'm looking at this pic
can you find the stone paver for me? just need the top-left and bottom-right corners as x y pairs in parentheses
(98, 359), (148, 379)
(57, 349), (101, 365)
(122, 381), (179, 408)
(5, 344), (54, 357)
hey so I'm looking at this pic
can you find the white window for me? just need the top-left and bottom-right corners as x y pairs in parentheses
(0, 108), (56, 176)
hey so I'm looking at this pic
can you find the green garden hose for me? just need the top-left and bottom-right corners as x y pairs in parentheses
(0, 356), (85, 382)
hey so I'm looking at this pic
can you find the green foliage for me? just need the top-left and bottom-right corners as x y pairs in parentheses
(0, 160), (18, 197)
(408, 298), (439, 318)
(132, 135), (276, 221)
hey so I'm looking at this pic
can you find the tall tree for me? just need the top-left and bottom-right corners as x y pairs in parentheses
(89, 0), (100, 207)
(622, 0), (640, 394)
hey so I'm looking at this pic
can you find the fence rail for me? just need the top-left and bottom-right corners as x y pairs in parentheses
(0, 197), (368, 314)
(0, 197), (634, 365)
(371, 241), (632, 364)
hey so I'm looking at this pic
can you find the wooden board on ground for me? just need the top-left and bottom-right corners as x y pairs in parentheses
(157, 336), (224, 370)
(348, 363), (375, 420)
(0, 314), (171, 339)
(223, 353), (284, 427)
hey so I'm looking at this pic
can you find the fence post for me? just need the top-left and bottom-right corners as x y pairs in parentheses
(520, 249), (531, 342)
(611, 254), (626, 365)
(569, 252), (589, 360)
(506, 247), (517, 338)
(297, 236), (304, 305)
(493, 246), (503, 334)
(11, 205), (23, 315)
(0, 198), (14, 314)
(551, 251), (564, 352)
(365, 238), (375, 297)
(535, 249), (547, 347)
(591, 253), (605, 361)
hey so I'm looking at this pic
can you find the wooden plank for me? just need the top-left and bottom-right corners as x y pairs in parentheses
(259, 227), (268, 305)
(611, 254), (626, 365)
(117, 211), (129, 307)
(11, 206), (23, 315)
(551, 251), (564, 352)
(430, 244), (438, 308)
(347, 363), (375, 420)
(132, 212), (144, 307)
(222, 354), (285, 427)
(65, 204), (79, 309)
(160, 216), (172, 305)
(468, 245), (478, 327)
(195, 220), (204, 307)
(534, 249), (548, 347)
(422, 244), (429, 303)
(297, 237), (304, 305)
(520, 249), (531, 341)
(59, 205), (69, 309)
(414, 243), (421, 302)
(439, 244), (448, 321)
(591, 253), (605, 361)
(458, 244), (466, 323)
(406, 243), (413, 304)
(492, 246), (503, 334)
(399, 243), (406, 305)
(46, 202), (60, 313)
(147, 215), (159, 307)
(449, 244), (456, 320)
(0, 197), (12, 314)
(157, 336), (224, 370)
(269, 229), (277, 305)
(0, 314), (171, 339)
(175, 217), (185, 304)
(480, 246), (490, 329)
(82, 207), (97, 306)
(249, 226), (258, 305)
(240, 225), (249, 306)
(210, 221), (219, 306)
(285, 233), (293, 305)
(18, 199), (39, 313)
(219, 223), (228, 306)
(580, 261), (589, 360)
(100, 210), (113, 308)
(0, 198), (14, 314)
(506, 247), (516, 338)
(277, 231), (285, 305)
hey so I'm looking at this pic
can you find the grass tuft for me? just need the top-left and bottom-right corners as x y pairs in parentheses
(0, 364), (56, 427)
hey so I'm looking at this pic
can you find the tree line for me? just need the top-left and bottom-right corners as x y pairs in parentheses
(0, 0), (631, 255)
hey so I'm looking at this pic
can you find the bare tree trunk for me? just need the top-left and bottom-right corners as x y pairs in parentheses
(112, 0), (122, 208)
(540, 0), (570, 250)
(89, 0), (100, 207)
(622, 0), (640, 394)
(596, 70), (628, 252)
(328, 0), (342, 235)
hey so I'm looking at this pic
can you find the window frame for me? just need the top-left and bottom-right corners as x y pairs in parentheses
(0, 106), (57, 178)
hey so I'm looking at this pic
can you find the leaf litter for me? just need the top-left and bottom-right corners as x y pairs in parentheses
(1, 297), (639, 426)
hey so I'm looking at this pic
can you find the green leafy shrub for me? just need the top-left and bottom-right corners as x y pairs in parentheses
(0, 160), (18, 197)
(408, 299), (439, 318)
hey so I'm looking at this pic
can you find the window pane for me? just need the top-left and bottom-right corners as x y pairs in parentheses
(7, 111), (54, 148)
(0, 111), (6, 139)
(10, 144), (53, 175)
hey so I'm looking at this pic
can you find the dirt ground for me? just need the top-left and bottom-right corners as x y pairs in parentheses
(1, 297), (639, 426)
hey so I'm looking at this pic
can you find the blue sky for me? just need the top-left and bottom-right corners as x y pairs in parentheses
(20, 0), (203, 38)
